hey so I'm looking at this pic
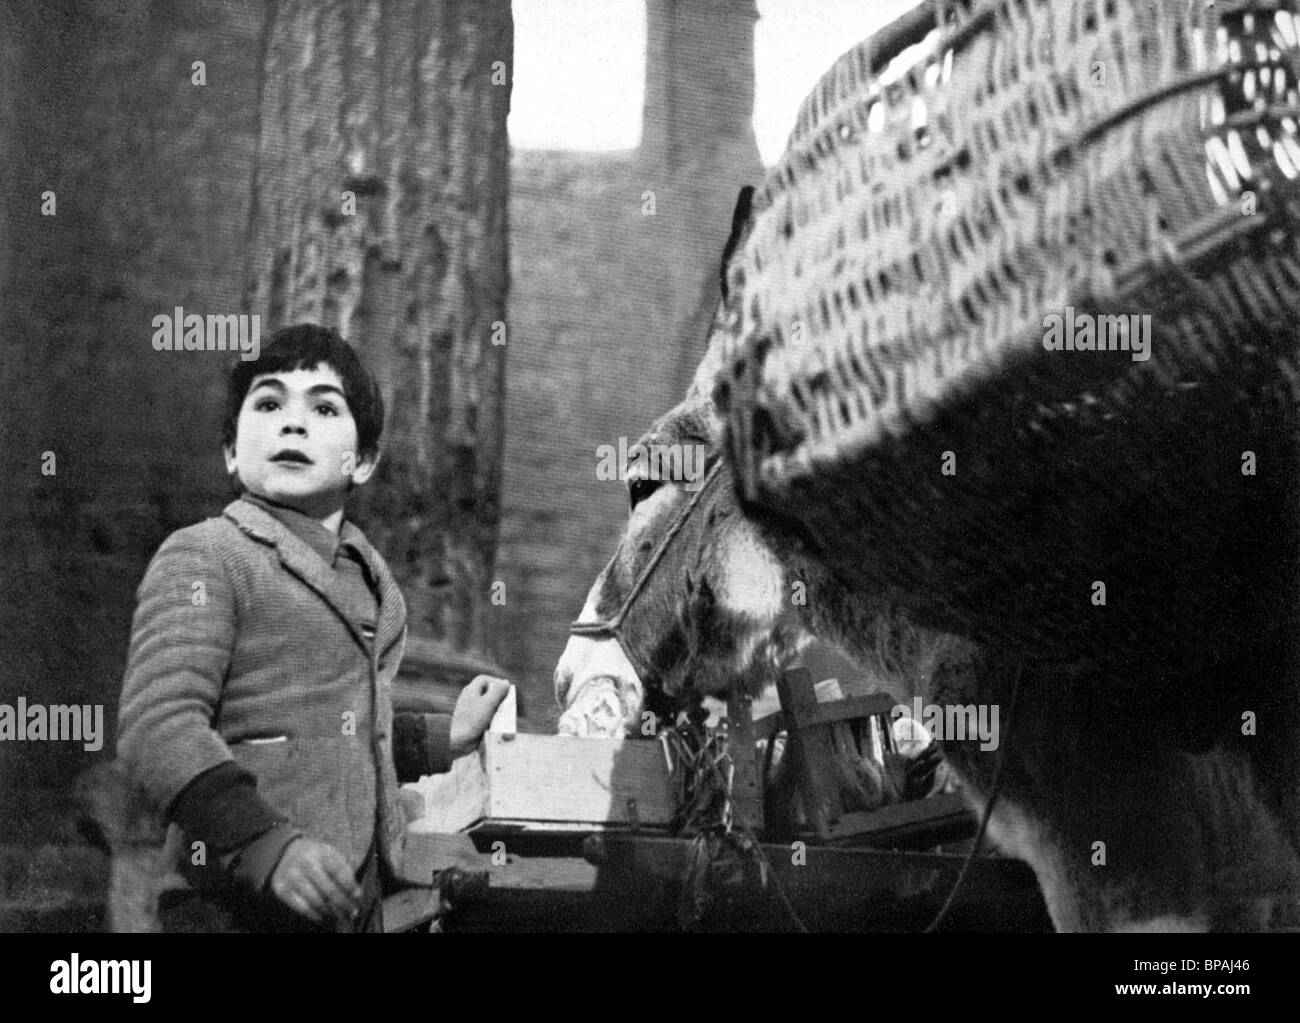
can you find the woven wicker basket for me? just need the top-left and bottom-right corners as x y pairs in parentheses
(716, 0), (1300, 669)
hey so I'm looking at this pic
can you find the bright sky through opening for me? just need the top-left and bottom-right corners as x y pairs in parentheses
(510, 0), (923, 167)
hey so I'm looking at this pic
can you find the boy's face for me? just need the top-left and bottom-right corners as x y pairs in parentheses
(223, 364), (377, 518)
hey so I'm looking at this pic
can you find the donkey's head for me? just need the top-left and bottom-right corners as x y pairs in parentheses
(553, 398), (813, 737)
(552, 183), (942, 736)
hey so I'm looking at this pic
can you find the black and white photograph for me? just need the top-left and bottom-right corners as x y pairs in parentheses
(0, 0), (1291, 997)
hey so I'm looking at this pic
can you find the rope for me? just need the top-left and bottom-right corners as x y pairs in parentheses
(923, 660), (1023, 933)
(662, 715), (809, 933)
(665, 666), (1027, 936)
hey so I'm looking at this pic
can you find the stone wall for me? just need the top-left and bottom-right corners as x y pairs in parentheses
(495, 148), (761, 727)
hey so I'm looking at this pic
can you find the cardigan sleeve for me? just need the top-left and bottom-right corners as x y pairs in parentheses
(392, 712), (455, 780)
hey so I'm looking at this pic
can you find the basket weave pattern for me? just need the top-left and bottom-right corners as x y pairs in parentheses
(715, 0), (1300, 663)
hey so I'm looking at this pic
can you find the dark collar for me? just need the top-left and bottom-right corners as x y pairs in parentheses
(240, 492), (347, 566)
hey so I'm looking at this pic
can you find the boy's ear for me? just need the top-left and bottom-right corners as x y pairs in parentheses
(348, 448), (380, 486)
(222, 443), (239, 477)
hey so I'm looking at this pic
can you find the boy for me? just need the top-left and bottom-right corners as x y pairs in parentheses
(117, 323), (508, 932)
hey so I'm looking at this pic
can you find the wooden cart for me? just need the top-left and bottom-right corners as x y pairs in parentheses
(386, 672), (1050, 932)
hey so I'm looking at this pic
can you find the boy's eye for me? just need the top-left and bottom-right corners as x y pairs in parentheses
(254, 398), (280, 412)
(316, 403), (339, 416)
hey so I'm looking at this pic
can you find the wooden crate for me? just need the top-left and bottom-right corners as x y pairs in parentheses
(403, 690), (674, 832)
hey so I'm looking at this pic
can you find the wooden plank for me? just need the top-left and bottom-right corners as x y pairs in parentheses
(398, 831), (487, 883)
(777, 668), (841, 840)
(423, 830), (1050, 933)
(868, 716), (886, 763)
(438, 839), (1051, 933)
(382, 886), (443, 932)
(400, 830), (597, 893)
(824, 793), (976, 847)
(830, 720), (857, 758)
(779, 667), (821, 715)
(484, 735), (673, 824)
(488, 857), (599, 892)
(592, 834), (990, 896)
(813, 678), (859, 759)
(581, 833), (1051, 931)
(797, 693), (899, 727)
(726, 693), (763, 831)
(405, 735), (674, 832)
(752, 710), (786, 742)
(466, 819), (667, 834)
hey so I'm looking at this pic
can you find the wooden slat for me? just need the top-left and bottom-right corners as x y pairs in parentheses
(398, 831), (487, 883)
(779, 667), (821, 715)
(400, 830), (598, 893)
(489, 857), (599, 892)
(797, 693), (900, 727)
(593, 833), (1014, 903)
(777, 668), (842, 839)
(727, 693), (763, 831)
(830, 720), (858, 758)
(404, 734), (674, 832)
(824, 793), (976, 847)
(752, 711), (786, 741)
(484, 735), (673, 824)
(433, 837), (1051, 932)
(467, 820), (663, 835)
(382, 886), (443, 932)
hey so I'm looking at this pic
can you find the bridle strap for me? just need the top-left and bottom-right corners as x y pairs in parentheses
(570, 460), (725, 642)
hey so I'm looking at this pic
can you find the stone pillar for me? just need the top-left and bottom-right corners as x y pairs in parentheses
(243, 0), (513, 680)
(639, 0), (766, 397)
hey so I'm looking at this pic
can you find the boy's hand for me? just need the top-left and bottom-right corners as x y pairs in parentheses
(449, 675), (512, 758)
(269, 837), (362, 924)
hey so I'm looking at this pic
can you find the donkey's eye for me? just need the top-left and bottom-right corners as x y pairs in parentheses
(629, 478), (662, 510)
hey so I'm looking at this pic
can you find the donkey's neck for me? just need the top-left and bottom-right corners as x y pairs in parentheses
(796, 560), (968, 705)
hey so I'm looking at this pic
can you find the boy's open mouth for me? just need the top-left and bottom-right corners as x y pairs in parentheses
(270, 449), (313, 465)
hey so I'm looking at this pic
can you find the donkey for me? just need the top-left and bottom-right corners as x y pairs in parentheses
(555, 167), (1300, 927)
(555, 371), (1300, 931)
(556, 0), (1300, 926)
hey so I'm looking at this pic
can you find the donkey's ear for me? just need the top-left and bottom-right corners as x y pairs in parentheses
(719, 185), (756, 302)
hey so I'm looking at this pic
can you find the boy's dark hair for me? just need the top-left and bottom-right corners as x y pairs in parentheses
(223, 324), (385, 458)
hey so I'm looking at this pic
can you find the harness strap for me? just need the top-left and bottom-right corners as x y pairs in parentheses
(570, 460), (725, 640)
